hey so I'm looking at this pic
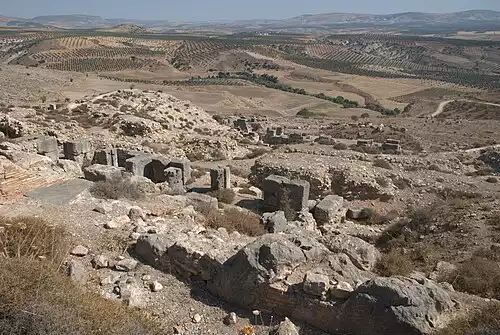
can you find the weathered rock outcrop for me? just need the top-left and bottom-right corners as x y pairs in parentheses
(337, 277), (456, 335)
(319, 233), (381, 271)
(136, 222), (457, 335)
(251, 153), (394, 201)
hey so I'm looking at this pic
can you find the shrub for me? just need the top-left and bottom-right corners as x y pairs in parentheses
(0, 258), (161, 335)
(210, 189), (236, 204)
(435, 303), (500, 335)
(373, 158), (393, 170)
(486, 176), (498, 183)
(375, 249), (415, 277)
(445, 256), (500, 299)
(351, 115), (359, 121)
(204, 208), (265, 237)
(244, 148), (269, 159)
(0, 216), (161, 335)
(90, 177), (144, 201)
(0, 216), (67, 264)
(360, 113), (370, 118)
(333, 142), (348, 150)
(297, 108), (314, 118)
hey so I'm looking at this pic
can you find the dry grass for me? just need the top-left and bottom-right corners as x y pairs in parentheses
(0, 216), (68, 264)
(435, 303), (500, 335)
(375, 249), (415, 277)
(90, 176), (144, 200)
(98, 231), (131, 254)
(0, 259), (161, 335)
(204, 208), (265, 237)
(210, 189), (237, 204)
(0, 216), (162, 335)
(443, 249), (500, 300)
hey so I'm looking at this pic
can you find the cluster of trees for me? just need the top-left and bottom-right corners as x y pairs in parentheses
(365, 102), (402, 116)
(217, 71), (359, 108)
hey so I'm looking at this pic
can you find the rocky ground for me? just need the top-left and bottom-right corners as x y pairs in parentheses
(0, 86), (499, 335)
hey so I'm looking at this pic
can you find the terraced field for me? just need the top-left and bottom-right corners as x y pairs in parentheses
(0, 30), (499, 89)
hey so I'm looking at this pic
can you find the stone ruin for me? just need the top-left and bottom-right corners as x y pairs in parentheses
(34, 137), (193, 191)
(263, 127), (305, 145)
(357, 139), (374, 147)
(262, 175), (310, 212)
(36, 137), (93, 164)
(382, 139), (402, 154)
(232, 117), (260, 143)
(122, 151), (191, 188)
(210, 167), (231, 191)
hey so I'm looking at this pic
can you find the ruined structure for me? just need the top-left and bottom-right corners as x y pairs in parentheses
(63, 139), (93, 164)
(382, 139), (402, 154)
(93, 148), (119, 167)
(262, 175), (310, 212)
(210, 167), (231, 191)
(37, 136), (59, 161)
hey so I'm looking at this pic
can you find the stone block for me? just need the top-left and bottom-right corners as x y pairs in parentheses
(314, 195), (344, 225)
(168, 159), (191, 184)
(262, 175), (310, 212)
(83, 164), (125, 182)
(93, 148), (118, 167)
(210, 166), (231, 191)
(63, 139), (92, 159)
(165, 167), (184, 191)
(37, 136), (59, 161)
(357, 139), (373, 146)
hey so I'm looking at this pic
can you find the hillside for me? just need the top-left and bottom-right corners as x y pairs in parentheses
(99, 24), (151, 34)
(3, 10), (500, 31)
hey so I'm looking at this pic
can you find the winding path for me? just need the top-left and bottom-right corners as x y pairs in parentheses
(431, 99), (500, 118)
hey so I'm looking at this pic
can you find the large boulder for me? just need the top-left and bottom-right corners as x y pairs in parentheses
(261, 211), (288, 233)
(209, 234), (329, 307)
(0, 115), (25, 138)
(338, 277), (456, 335)
(83, 164), (125, 182)
(313, 195), (344, 225)
(320, 233), (381, 271)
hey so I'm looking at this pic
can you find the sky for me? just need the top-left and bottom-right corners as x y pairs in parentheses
(1, 0), (500, 21)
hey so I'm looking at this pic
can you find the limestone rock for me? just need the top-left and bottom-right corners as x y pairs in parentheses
(209, 234), (328, 307)
(186, 192), (218, 212)
(93, 203), (112, 214)
(329, 281), (354, 299)
(105, 215), (130, 229)
(276, 318), (299, 335)
(314, 195), (344, 225)
(150, 281), (163, 292)
(83, 164), (124, 182)
(223, 312), (238, 325)
(303, 271), (330, 296)
(58, 159), (83, 177)
(92, 255), (109, 269)
(338, 277), (455, 334)
(135, 234), (169, 266)
(128, 206), (145, 221)
(70, 245), (89, 257)
(68, 260), (87, 286)
(0, 115), (25, 138)
(261, 211), (288, 233)
(192, 313), (202, 323)
(115, 258), (138, 272)
(320, 233), (380, 271)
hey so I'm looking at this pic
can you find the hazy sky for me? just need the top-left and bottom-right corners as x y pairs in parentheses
(1, 0), (500, 21)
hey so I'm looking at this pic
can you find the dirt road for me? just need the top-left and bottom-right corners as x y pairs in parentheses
(431, 99), (500, 118)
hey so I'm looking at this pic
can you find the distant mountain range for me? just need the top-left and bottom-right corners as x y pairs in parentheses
(1, 10), (500, 32)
